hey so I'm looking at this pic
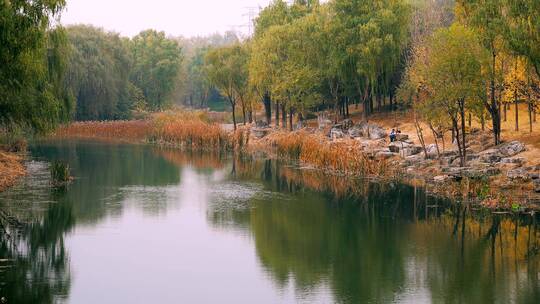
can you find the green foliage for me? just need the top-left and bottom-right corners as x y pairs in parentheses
(0, 0), (71, 133)
(50, 161), (71, 185)
(204, 44), (249, 129)
(65, 25), (133, 120)
(130, 30), (183, 110)
(504, 0), (540, 77)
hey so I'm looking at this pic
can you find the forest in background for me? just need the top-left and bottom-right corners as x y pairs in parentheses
(1, 0), (540, 164)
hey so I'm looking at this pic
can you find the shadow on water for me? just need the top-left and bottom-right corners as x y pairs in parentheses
(0, 141), (538, 303)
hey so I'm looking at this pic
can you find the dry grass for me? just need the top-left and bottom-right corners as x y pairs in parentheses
(149, 111), (230, 150)
(0, 151), (26, 192)
(266, 131), (397, 177)
(54, 110), (235, 151)
(54, 120), (151, 141)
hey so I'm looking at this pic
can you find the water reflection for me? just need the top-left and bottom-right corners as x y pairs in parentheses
(0, 141), (538, 303)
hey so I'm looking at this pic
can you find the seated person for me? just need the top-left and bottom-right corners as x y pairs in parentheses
(389, 129), (396, 142)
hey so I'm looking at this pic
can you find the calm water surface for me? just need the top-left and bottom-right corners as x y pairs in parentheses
(0, 140), (539, 303)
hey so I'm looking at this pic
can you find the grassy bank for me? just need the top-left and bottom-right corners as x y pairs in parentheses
(0, 151), (26, 192)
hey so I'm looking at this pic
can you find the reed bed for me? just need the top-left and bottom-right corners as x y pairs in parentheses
(268, 131), (395, 177)
(54, 120), (151, 141)
(149, 111), (230, 150)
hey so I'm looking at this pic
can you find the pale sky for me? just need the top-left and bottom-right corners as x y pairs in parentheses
(60, 0), (273, 38)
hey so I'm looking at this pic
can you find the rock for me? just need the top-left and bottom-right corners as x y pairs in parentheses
(252, 128), (271, 139)
(434, 175), (453, 183)
(388, 141), (412, 153)
(404, 154), (424, 166)
(500, 157), (525, 165)
(498, 140), (526, 157)
(469, 167), (500, 177)
(255, 120), (269, 128)
(318, 118), (333, 130)
(401, 146), (423, 157)
(528, 173), (540, 180)
(507, 168), (530, 180)
(375, 151), (398, 159)
(341, 119), (353, 130)
(426, 144), (439, 158)
(348, 125), (364, 138)
(349, 122), (388, 140)
(478, 148), (502, 163)
(330, 128), (345, 140)
(534, 180), (540, 193)
(395, 134), (409, 141)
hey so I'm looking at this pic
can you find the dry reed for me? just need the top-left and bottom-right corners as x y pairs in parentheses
(268, 131), (395, 177)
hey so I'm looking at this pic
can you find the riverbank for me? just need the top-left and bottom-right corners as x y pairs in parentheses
(49, 109), (540, 211)
(0, 151), (26, 192)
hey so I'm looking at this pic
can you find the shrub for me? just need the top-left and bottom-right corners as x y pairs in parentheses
(50, 161), (71, 186)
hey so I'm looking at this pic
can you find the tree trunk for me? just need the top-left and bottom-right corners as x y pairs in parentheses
(515, 99), (519, 131)
(281, 104), (287, 129)
(504, 103), (507, 122)
(275, 101), (280, 128)
(481, 111), (485, 131)
(263, 92), (272, 125)
(528, 102), (533, 133)
(231, 102), (237, 131)
(453, 118), (464, 167)
(289, 108), (294, 131)
(488, 52), (501, 145)
(460, 99), (467, 167)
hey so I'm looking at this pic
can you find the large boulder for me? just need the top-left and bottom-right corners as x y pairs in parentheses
(255, 120), (269, 128)
(395, 133), (409, 141)
(478, 148), (502, 163)
(348, 122), (387, 140)
(329, 128), (345, 140)
(342, 119), (354, 130)
(534, 180), (540, 193)
(498, 141), (526, 157)
(426, 144), (439, 158)
(507, 168), (530, 180)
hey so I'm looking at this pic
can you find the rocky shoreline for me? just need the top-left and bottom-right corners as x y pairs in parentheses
(250, 119), (540, 210)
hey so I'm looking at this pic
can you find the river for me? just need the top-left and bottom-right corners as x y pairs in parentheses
(0, 140), (538, 303)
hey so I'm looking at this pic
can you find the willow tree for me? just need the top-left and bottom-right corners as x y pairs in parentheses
(456, 0), (507, 145)
(504, 0), (540, 78)
(65, 25), (133, 120)
(0, 0), (72, 133)
(415, 24), (486, 166)
(331, 0), (411, 121)
(204, 45), (249, 130)
(130, 30), (183, 110)
(251, 0), (319, 126)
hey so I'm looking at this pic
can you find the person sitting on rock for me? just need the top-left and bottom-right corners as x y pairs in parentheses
(389, 129), (396, 142)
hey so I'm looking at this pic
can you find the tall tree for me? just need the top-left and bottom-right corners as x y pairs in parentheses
(205, 45), (249, 130)
(410, 24), (487, 166)
(0, 0), (71, 132)
(130, 30), (183, 110)
(65, 25), (133, 120)
(456, 0), (506, 145)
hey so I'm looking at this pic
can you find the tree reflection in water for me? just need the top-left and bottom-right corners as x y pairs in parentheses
(0, 143), (538, 303)
(208, 157), (540, 304)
